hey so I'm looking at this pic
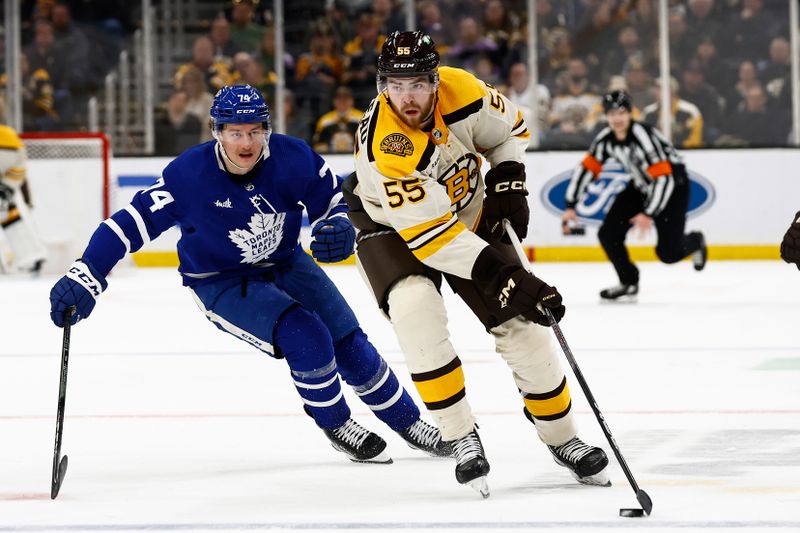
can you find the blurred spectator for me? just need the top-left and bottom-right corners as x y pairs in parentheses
(725, 60), (761, 114)
(209, 16), (241, 68)
(174, 36), (235, 94)
(230, 0), (266, 55)
(51, 2), (91, 89)
(235, 53), (274, 105)
(342, 14), (385, 111)
(177, 66), (214, 143)
(622, 52), (655, 111)
(324, 0), (356, 48)
(25, 19), (68, 93)
(283, 88), (312, 142)
(154, 89), (204, 156)
(473, 55), (502, 87)
(641, 78), (704, 148)
(483, 0), (521, 68)
(724, 84), (788, 146)
(446, 17), (499, 72)
(693, 35), (729, 95)
(667, 8), (694, 69)
(506, 62), (551, 136)
(539, 27), (573, 92)
(419, 1), (455, 48)
(601, 25), (642, 82)
(549, 58), (600, 129)
(680, 59), (724, 144)
(256, 26), (295, 91)
(20, 52), (59, 132)
(295, 27), (344, 121)
(761, 36), (791, 107)
(722, 0), (780, 63)
(685, 0), (723, 51)
(312, 86), (363, 154)
(370, 0), (405, 35)
(541, 105), (594, 149)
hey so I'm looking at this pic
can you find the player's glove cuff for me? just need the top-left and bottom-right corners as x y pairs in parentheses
(66, 259), (108, 299)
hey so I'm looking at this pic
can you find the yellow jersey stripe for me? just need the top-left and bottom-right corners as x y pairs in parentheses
(410, 220), (467, 261)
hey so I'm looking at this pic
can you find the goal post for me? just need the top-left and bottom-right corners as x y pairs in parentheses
(20, 132), (114, 273)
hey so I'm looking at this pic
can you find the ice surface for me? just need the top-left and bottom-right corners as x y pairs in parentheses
(1, 260), (798, 532)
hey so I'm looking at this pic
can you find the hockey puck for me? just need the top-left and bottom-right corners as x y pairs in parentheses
(619, 508), (645, 518)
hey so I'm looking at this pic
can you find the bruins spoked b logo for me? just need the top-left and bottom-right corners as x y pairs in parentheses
(380, 133), (414, 157)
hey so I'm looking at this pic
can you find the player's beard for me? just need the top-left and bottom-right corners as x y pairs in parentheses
(396, 97), (435, 130)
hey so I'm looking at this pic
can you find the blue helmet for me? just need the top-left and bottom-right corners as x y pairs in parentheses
(209, 85), (271, 131)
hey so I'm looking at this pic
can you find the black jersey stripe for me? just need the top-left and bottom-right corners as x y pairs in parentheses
(365, 100), (380, 163)
(442, 98), (483, 125)
(416, 139), (436, 172)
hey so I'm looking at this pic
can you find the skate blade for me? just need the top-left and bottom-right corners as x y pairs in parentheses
(571, 468), (611, 487)
(599, 294), (637, 304)
(353, 449), (393, 464)
(466, 476), (490, 499)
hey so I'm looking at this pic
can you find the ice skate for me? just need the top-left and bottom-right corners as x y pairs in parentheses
(451, 429), (490, 498)
(691, 231), (707, 271)
(548, 436), (610, 487)
(323, 419), (392, 464)
(399, 419), (453, 457)
(599, 283), (638, 302)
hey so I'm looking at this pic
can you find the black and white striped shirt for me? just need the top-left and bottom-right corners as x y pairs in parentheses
(565, 122), (684, 217)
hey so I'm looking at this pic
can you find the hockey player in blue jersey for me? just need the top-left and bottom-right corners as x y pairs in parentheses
(48, 84), (451, 464)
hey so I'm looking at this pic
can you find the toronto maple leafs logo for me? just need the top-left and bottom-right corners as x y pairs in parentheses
(228, 194), (286, 264)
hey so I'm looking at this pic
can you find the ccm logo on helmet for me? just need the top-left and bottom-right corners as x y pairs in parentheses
(391, 63), (417, 69)
(236, 109), (256, 114)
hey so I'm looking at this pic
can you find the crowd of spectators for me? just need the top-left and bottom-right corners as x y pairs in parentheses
(0, 0), (133, 132)
(3, 0), (795, 153)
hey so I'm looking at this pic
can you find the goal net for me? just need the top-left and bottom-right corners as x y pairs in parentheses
(20, 132), (114, 273)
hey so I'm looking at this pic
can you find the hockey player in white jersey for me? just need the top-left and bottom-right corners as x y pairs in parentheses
(0, 124), (46, 274)
(343, 30), (609, 497)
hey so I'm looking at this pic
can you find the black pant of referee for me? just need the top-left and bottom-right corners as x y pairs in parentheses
(597, 164), (704, 286)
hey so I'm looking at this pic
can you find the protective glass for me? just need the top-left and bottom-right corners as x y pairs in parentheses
(217, 128), (271, 144)
(378, 76), (437, 98)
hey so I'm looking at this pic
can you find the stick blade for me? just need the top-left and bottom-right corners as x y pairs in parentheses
(50, 455), (68, 499)
(637, 489), (653, 515)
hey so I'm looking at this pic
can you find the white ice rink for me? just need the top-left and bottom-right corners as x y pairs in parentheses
(1, 260), (798, 532)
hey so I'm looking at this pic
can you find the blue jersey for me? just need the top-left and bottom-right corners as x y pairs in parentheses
(82, 134), (347, 285)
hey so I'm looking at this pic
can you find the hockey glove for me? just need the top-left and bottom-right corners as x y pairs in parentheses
(49, 259), (108, 327)
(497, 268), (565, 326)
(483, 161), (529, 243)
(310, 215), (356, 263)
(780, 210), (800, 270)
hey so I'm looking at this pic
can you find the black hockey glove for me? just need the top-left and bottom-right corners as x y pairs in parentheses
(780, 210), (800, 270)
(472, 246), (565, 327)
(0, 182), (12, 220)
(498, 268), (565, 326)
(483, 161), (529, 243)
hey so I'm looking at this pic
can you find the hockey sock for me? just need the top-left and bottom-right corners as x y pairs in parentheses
(275, 305), (350, 429)
(334, 328), (419, 432)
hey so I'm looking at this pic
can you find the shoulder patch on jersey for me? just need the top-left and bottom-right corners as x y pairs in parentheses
(436, 67), (486, 125)
(379, 133), (414, 157)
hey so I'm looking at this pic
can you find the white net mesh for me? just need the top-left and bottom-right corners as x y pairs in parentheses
(21, 134), (112, 273)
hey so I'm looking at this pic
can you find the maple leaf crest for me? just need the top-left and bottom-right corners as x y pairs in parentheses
(228, 212), (286, 264)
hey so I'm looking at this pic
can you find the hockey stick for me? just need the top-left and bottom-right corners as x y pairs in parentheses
(51, 306), (75, 499)
(502, 220), (653, 517)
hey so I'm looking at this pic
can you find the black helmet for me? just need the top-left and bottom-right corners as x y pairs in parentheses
(377, 30), (439, 79)
(602, 90), (633, 112)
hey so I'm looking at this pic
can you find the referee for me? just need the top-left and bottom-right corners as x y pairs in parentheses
(562, 90), (707, 301)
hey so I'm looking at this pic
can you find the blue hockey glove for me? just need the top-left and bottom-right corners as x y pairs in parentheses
(310, 215), (355, 263)
(49, 259), (108, 327)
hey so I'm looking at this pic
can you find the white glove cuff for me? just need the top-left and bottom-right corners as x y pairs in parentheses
(66, 261), (104, 299)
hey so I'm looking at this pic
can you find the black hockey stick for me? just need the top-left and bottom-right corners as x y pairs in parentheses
(51, 306), (75, 499)
(503, 220), (652, 517)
